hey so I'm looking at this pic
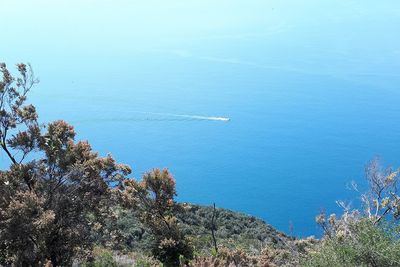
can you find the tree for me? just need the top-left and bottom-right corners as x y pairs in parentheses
(310, 158), (400, 266)
(0, 63), (131, 266)
(361, 158), (400, 224)
(316, 158), (400, 238)
(123, 168), (193, 267)
(205, 203), (218, 254)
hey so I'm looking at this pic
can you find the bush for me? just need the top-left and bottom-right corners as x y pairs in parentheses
(82, 250), (118, 267)
(0, 63), (130, 266)
(123, 169), (193, 266)
(302, 220), (400, 267)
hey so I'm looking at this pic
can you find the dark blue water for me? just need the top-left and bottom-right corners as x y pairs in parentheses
(1, 1), (400, 236)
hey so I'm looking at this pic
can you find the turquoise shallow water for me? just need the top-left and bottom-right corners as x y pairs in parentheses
(1, 1), (400, 236)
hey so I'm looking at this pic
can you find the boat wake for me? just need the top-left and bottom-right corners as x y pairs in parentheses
(73, 112), (230, 124)
(162, 114), (230, 122)
(126, 111), (230, 122)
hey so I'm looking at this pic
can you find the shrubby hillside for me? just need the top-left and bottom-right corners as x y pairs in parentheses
(176, 204), (295, 251)
(89, 203), (317, 266)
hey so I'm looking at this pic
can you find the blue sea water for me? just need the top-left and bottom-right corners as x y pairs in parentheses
(1, 1), (400, 236)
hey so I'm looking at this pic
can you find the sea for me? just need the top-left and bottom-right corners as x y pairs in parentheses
(1, 1), (400, 236)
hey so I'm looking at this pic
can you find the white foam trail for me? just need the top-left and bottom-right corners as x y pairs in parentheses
(190, 116), (230, 121)
(73, 111), (230, 124)
(128, 111), (230, 122)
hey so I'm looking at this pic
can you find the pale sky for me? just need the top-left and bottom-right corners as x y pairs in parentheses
(1, 1), (399, 80)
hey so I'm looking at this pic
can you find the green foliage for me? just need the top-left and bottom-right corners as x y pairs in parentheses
(82, 250), (118, 267)
(177, 203), (293, 253)
(302, 220), (400, 267)
(95, 251), (118, 267)
(92, 206), (150, 252)
(94, 201), (305, 266)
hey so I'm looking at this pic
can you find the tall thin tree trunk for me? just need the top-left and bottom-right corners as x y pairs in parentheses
(211, 203), (218, 253)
